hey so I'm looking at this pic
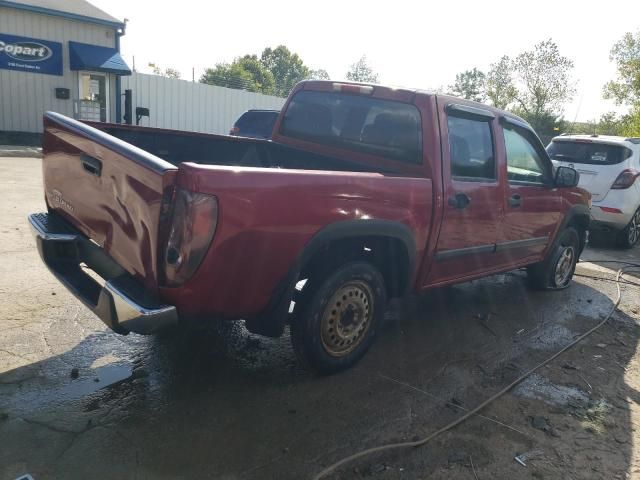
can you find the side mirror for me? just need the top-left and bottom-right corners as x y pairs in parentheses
(555, 166), (580, 188)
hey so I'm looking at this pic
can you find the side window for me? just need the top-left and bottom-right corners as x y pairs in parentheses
(504, 127), (549, 184)
(447, 116), (495, 180)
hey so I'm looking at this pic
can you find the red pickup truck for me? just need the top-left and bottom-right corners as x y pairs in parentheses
(29, 80), (590, 372)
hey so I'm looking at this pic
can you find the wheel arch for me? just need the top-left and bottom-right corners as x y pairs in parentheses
(561, 204), (590, 255)
(245, 220), (417, 337)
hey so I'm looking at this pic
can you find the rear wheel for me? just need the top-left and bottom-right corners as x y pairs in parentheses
(527, 227), (580, 290)
(616, 207), (640, 249)
(290, 262), (386, 374)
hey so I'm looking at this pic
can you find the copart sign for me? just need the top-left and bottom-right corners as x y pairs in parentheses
(0, 33), (62, 76)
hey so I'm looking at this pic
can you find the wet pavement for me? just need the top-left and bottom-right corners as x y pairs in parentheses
(1, 156), (640, 479)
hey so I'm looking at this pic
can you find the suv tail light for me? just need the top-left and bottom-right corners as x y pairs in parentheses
(611, 169), (640, 189)
(163, 188), (218, 286)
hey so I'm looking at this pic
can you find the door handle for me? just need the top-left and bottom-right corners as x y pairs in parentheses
(448, 193), (471, 209)
(81, 153), (102, 177)
(508, 194), (522, 207)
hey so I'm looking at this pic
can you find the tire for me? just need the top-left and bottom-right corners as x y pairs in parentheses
(527, 227), (580, 290)
(290, 262), (386, 374)
(616, 207), (640, 249)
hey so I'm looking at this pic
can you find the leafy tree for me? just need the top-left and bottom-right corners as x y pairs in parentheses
(603, 31), (640, 105)
(308, 69), (330, 80)
(595, 112), (625, 136)
(486, 56), (517, 109)
(200, 55), (275, 94)
(150, 63), (181, 79)
(450, 68), (486, 103)
(512, 39), (575, 132)
(602, 31), (640, 137)
(622, 105), (640, 136)
(260, 46), (310, 97)
(345, 56), (379, 83)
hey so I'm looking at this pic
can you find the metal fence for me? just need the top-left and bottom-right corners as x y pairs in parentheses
(120, 73), (286, 135)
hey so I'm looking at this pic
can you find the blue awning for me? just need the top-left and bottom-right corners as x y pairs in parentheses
(69, 41), (131, 75)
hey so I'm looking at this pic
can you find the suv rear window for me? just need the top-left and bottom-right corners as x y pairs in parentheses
(546, 140), (633, 165)
(235, 111), (279, 136)
(280, 90), (422, 164)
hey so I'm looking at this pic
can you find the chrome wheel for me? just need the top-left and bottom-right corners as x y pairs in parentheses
(554, 245), (576, 287)
(628, 209), (640, 246)
(320, 281), (374, 358)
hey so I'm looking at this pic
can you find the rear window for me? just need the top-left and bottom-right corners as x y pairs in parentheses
(235, 111), (279, 136)
(279, 90), (422, 164)
(546, 140), (633, 165)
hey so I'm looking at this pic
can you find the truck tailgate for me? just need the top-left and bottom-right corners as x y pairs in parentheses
(41, 112), (177, 290)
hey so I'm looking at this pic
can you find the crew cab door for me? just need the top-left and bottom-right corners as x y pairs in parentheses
(500, 118), (561, 260)
(426, 103), (507, 285)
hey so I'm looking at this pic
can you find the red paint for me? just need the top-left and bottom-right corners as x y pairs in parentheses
(39, 81), (590, 331)
(599, 206), (623, 214)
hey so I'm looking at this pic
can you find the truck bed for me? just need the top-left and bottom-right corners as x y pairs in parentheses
(96, 122), (388, 173)
(41, 112), (433, 323)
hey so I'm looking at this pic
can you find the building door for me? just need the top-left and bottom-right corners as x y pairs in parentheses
(77, 72), (109, 122)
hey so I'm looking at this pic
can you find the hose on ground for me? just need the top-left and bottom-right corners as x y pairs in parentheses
(312, 260), (640, 480)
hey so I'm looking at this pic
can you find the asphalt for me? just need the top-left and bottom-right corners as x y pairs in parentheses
(1, 156), (639, 480)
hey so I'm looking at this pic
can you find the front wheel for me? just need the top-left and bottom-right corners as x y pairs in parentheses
(290, 262), (386, 374)
(617, 207), (640, 249)
(527, 227), (580, 290)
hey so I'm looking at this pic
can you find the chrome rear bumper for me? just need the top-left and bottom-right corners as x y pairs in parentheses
(29, 212), (177, 334)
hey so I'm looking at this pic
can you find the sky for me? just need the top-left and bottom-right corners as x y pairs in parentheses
(91, 0), (640, 122)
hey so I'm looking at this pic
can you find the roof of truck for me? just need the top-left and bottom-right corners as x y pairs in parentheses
(298, 80), (529, 124)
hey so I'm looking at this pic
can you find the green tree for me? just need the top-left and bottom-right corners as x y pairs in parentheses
(260, 46), (310, 97)
(602, 31), (640, 137)
(596, 112), (625, 135)
(345, 56), (379, 83)
(603, 31), (640, 105)
(308, 69), (330, 80)
(512, 39), (575, 132)
(486, 56), (517, 109)
(200, 55), (275, 94)
(450, 68), (486, 103)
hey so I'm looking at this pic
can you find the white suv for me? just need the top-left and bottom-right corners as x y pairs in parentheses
(547, 135), (640, 248)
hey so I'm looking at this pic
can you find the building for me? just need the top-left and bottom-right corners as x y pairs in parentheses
(0, 0), (130, 141)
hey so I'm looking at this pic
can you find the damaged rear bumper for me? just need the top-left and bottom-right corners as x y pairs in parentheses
(28, 212), (178, 334)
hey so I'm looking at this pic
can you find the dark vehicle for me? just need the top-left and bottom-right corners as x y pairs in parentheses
(229, 109), (280, 139)
(29, 80), (590, 373)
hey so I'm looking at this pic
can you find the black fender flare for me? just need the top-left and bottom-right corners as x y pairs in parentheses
(245, 219), (417, 337)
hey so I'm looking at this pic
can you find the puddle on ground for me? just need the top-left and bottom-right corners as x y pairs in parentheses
(60, 363), (133, 399)
(0, 362), (133, 414)
(514, 373), (589, 406)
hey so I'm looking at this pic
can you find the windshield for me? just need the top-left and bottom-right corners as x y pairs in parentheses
(546, 140), (632, 165)
(280, 90), (423, 164)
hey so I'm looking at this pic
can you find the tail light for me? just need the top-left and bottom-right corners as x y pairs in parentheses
(611, 169), (640, 189)
(229, 126), (240, 135)
(163, 188), (218, 286)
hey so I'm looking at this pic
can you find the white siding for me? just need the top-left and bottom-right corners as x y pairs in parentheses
(0, 7), (118, 133)
(121, 73), (286, 135)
